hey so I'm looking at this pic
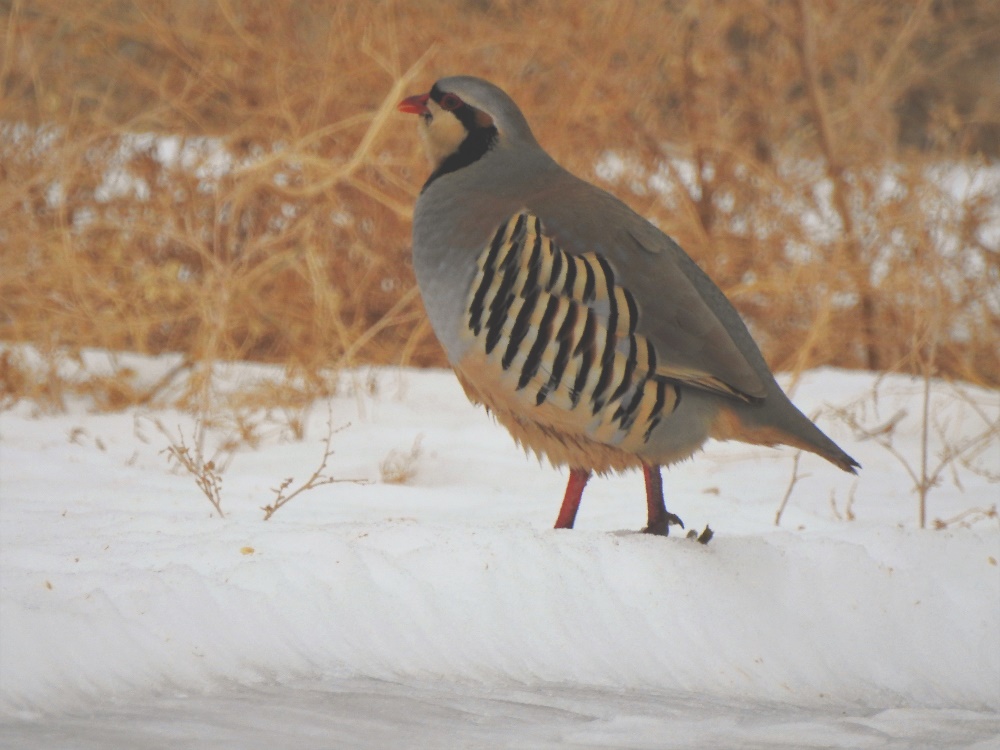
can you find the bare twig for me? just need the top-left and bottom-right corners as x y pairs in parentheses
(774, 451), (808, 526)
(829, 482), (858, 522)
(932, 505), (998, 530)
(830, 379), (1000, 527)
(917, 335), (938, 528)
(159, 422), (225, 518)
(261, 417), (367, 520)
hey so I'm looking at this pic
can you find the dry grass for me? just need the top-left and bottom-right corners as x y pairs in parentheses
(2, 0), (999, 412)
(830, 375), (1000, 528)
(159, 420), (226, 517)
(379, 434), (423, 485)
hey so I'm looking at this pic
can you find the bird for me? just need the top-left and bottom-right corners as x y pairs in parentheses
(398, 75), (859, 537)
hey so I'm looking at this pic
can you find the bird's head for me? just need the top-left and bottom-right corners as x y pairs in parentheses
(398, 76), (539, 186)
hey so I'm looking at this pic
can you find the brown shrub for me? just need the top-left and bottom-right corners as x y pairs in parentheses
(1, 0), (998, 409)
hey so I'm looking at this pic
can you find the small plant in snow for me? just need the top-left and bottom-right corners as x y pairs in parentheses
(774, 452), (807, 526)
(160, 423), (225, 518)
(831, 377), (999, 529)
(829, 484), (858, 523)
(379, 435), (423, 485)
(261, 417), (367, 520)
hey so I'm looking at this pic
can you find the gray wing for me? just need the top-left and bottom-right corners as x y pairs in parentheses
(527, 180), (769, 402)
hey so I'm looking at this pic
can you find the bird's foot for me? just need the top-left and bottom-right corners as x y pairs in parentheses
(686, 525), (714, 545)
(642, 512), (685, 536)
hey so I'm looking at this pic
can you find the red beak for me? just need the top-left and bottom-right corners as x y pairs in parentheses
(398, 93), (431, 115)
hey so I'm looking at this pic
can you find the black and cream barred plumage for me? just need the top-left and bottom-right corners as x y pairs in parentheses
(468, 212), (679, 444)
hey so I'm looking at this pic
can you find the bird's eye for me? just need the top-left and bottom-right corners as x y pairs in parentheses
(439, 93), (463, 111)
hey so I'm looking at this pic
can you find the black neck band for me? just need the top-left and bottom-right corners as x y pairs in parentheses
(422, 124), (498, 192)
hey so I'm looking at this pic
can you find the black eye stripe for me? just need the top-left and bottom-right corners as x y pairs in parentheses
(430, 86), (473, 119)
(429, 85), (456, 107)
(439, 93), (462, 111)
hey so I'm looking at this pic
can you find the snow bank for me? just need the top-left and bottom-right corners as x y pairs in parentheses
(1, 357), (997, 736)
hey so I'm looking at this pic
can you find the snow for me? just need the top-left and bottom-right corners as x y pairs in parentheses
(1, 352), (998, 748)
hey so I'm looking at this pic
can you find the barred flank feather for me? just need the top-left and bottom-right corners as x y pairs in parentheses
(465, 211), (700, 447)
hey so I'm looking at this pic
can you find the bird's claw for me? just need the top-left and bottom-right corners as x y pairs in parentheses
(642, 512), (685, 536)
(643, 517), (713, 545)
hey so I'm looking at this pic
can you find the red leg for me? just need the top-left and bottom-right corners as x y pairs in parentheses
(642, 463), (685, 535)
(554, 468), (591, 529)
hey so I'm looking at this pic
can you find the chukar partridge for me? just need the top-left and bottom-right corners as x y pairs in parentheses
(399, 75), (859, 536)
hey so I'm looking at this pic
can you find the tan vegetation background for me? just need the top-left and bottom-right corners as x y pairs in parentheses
(2, 0), (999, 411)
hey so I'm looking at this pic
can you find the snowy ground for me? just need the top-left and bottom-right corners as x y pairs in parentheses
(1, 352), (998, 748)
